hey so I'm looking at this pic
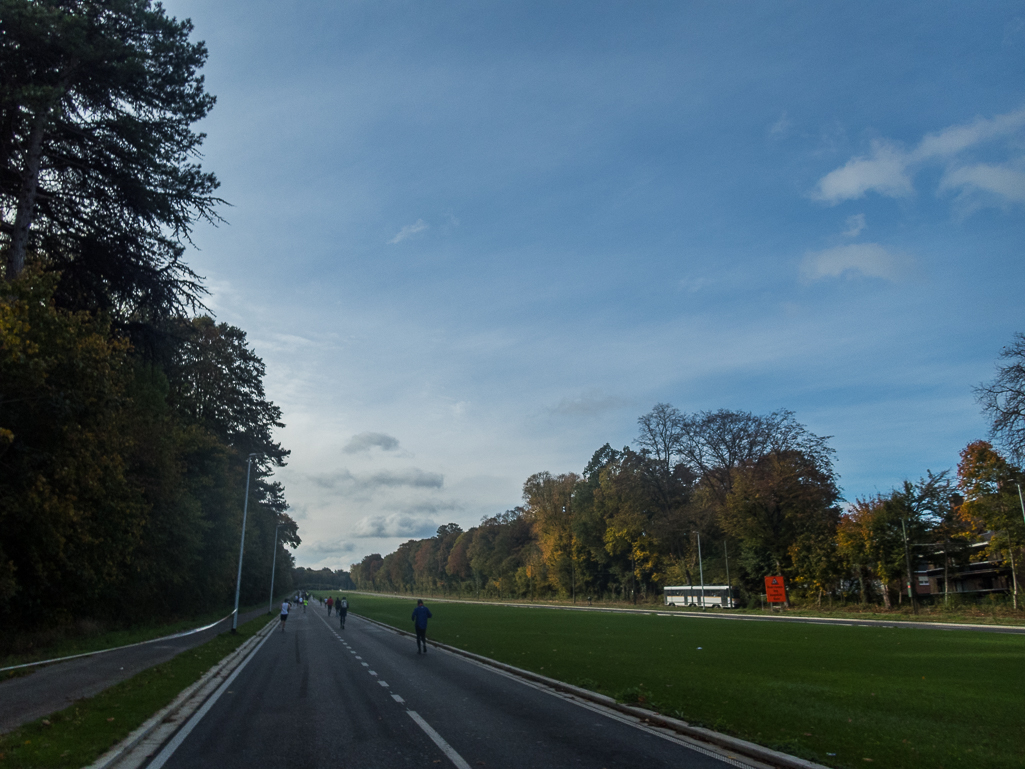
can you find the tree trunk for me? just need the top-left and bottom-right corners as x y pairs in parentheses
(6, 107), (50, 280)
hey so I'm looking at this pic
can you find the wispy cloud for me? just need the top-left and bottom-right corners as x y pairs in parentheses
(842, 213), (867, 238)
(800, 243), (915, 283)
(302, 539), (357, 556)
(549, 390), (628, 418)
(388, 219), (428, 244)
(939, 162), (1025, 204)
(343, 432), (400, 454)
(769, 111), (792, 138)
(308, 468), (444, 493)
(813, 106), (1025, 207)
(813, 140), (913, 202)
(352, 514), (438, 538)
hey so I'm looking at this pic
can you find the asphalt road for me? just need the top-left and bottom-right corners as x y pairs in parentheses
(0, 606), (270, 734)
(147, 605), (753, 769)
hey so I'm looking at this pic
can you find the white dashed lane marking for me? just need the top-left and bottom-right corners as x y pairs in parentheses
(312, 610), (476, 769)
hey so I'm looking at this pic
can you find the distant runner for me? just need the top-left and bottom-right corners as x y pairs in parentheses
(327, 596), (334, 616)
(280, 599), (290, 632)
(411, 599), (432, 654)
(338, 596), (348, 629)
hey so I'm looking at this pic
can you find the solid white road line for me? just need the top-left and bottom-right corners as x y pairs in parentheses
(407, 710), (473, 769)
(144, 626), (276, 769)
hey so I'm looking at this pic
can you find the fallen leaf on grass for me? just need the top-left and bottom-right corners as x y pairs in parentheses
(106, 717), (115, 722)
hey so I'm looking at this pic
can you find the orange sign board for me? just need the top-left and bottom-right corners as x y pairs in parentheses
(764, 575), (786, 603)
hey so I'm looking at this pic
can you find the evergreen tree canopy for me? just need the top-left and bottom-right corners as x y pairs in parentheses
(0, 0), (221, 335)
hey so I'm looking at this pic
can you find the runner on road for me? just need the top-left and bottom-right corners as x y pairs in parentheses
(338, 596), (348, 629)
(280, 599), (290, 632)
(412, 599), (432, 654)
(327, 596), (334, 616)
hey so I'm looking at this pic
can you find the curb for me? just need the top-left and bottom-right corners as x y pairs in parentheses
(84, 617), (277, 769)
(355, 612), (829, 769)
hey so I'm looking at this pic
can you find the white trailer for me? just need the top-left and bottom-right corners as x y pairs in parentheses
(663, 585), (736, 608)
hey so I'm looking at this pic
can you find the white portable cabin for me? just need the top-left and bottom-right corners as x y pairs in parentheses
(663, 585), (735, 608)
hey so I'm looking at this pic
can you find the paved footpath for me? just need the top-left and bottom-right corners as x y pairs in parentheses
(0, 607), (271, 734)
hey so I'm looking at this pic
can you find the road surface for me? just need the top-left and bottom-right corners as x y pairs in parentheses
(147, 605), (755, 769)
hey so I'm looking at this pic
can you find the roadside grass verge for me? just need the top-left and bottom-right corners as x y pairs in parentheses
(0, 602), (271, 674)
(345, 594), (1025, 769)
(317, 589), (1025, 628)
(0, 614), (272, 769)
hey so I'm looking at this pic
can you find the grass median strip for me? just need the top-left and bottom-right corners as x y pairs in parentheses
(345, 594), (1025, 769)
(0, 614), (271, 769)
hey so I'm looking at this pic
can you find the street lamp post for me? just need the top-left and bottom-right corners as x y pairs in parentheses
(232, 452), (259, 632)
(723, 540), (733, 608)
(693, 531), (705, 609)
(900, 517), (918, 615)
(268, 522), (284, 614)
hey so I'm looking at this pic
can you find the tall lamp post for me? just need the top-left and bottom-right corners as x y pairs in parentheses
(693, 531), (705, 609)
(900, 517), (918, 615)
(232, 452), (260, 632)
(268, 522), (284, 614)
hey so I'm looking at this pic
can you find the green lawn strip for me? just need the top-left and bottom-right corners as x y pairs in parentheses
(0, 614), (272, 769)
(319, 589), (1025, 628)
(0, 602), (271, 672)
(348, 594), (1025, 769)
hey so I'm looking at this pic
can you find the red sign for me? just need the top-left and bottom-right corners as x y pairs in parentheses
(764, 575), (786, 603)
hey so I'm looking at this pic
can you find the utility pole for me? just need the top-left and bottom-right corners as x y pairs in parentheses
(900, 517), (918, 615)
(693, 531), (705, 609)
(268, 522), (283, 614)
(232, 453), (259, 632)
(564, 505), (575, 604)
(723, 540), (733, 608)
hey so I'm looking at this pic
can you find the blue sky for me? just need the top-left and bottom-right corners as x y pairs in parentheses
(163, 1), (1025, 569)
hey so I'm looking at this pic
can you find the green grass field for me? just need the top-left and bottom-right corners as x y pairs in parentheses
(342, 594), (1025, 769)
(0, 614), (273, 769)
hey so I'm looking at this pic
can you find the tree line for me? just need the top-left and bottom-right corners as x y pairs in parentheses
(0, 0), (295, 637)
(351, 340), (1025, 609)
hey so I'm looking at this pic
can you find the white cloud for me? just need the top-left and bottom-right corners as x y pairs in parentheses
(813, 140), (913, 202)
(549, 390), (627, 418)
(769, 111), (791, 138)
(352, 513), (438, 538)
(309, 467), (444, 493)
(388, 219), (428, 244)
(303, 539), (356, 556)
(342, 432), (400, 454)
(939, 163), (1025, 203)
(800, 243), (915, 283)
(842, 213), (867, 238)
(912, 107), (1025, 161)
(813, 106), (1025, 207)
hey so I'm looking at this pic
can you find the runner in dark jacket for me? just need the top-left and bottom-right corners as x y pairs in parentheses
(411, 600), (432, 654)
